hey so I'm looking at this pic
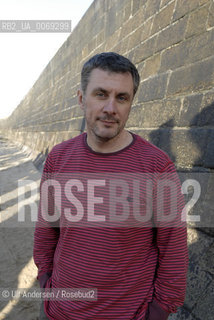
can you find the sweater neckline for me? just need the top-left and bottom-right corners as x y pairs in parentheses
(83, 132), (136, 156)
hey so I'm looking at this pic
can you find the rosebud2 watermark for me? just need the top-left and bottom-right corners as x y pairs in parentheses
(1, 172), (212, 228)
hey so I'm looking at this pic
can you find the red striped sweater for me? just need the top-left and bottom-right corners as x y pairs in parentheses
(33, 132), (188, 320)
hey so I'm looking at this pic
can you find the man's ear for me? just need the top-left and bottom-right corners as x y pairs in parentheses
(77, 89), (85, 110)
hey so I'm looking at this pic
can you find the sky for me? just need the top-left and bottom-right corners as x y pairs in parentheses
(0, 0), (94, 119)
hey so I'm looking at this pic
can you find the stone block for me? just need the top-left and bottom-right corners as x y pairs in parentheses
(133, 35), (158, 63)
(91, 17), (104, 38)
(160, 0), (174, 8)
(173, 0), (209, 21)
(127, 17), (153, 54)
(127, 98), (181, 128)
(127, 26), (145, 51)
(144, 0), (161, 20)
(197, 101), (214, 127)
(185, 4), (209, 38)
(96, 30), (105, 45)
(115, 10), (125, 31)
(132, 0), (142, 16)
(204, 170), (214, 203)
(105, 5), (117, 37)
(129, 129), (161, 147)
(104, 29), (121, 51)
(69, 117), (85, 131)
(65, 97), (78, 109)
(160, 29), (214, 72)
(185, 258), (213, 310)
(48, 120), (71, 132)
(120, 11), (144, 39)
(52, 132), (67, 146)
(140, 18), (153, 42)
(66, 130), (81, 139)
(133, 5), (145, 24)
(114, 0), (127, 13)
(82, 45), (89, 59)
(168, 307), (196, 320)
(163, 98), (182, 126)
(198, 225), (214, 238)
(88, 37), (97, 56)
(207, 0), (214, 28)
(123, 1), (132, 22)
(51, 111), (66, 123)
(138, 72), (169, 102)
(204, 129), (214, 168)
(140, 52), (161, 80)
(148, 127), (175, 161)
(200, 243), (214, 274)
(70, 106), (83, 119)
(167, 56), (214, 96)
(126, 50), (135, 63)
(160, 42), (188, 72)
(136, 60), (145, 76)
(63, 109), (74, 120)
(127, 102), (161, 128)
(156, 16), (188, 53)
(112, 42), (122, 54)
(187, 228), (213, 257)
(151, 1), (175, 35)
(179, 94), (203, 127)
(158, 128), (210, 168)
(201, 89), (214, 110)
(192, 279), (214, 320)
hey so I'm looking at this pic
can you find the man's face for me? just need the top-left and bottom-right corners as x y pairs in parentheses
(78, 68), (134, 143)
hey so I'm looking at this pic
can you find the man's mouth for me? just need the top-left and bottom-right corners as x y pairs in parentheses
(98, 117), (118, 124)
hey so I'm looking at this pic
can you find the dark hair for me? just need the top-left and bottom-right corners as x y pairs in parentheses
(81, 52), (140, 96)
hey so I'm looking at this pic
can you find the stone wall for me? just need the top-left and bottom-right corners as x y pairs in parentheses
(2, 0), (213, 170)
(1, 0), (214, 319)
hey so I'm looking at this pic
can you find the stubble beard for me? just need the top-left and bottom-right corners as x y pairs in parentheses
(83, 100), (125, 143)
(91, 121), (121, 143)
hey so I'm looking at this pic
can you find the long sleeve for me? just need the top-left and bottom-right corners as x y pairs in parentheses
(33, 150), (60, 282)
(149, 162), (188, 317)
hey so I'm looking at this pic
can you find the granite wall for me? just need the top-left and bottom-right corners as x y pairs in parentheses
(0, 0), (213, 319)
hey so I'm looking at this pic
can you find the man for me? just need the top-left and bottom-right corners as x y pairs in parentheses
(34, 52), (188, 320)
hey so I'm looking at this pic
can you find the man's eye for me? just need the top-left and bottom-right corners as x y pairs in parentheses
(118, 96), (126, 101)
(96, 92), (105, 97)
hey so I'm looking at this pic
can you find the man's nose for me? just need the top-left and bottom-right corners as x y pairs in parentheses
(103, 98), (117, 113)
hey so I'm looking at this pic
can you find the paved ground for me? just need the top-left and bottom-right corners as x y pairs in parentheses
(0, 137), (41, 320)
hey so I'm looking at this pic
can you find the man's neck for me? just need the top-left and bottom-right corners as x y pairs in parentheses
(86, 130), (133, 153)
